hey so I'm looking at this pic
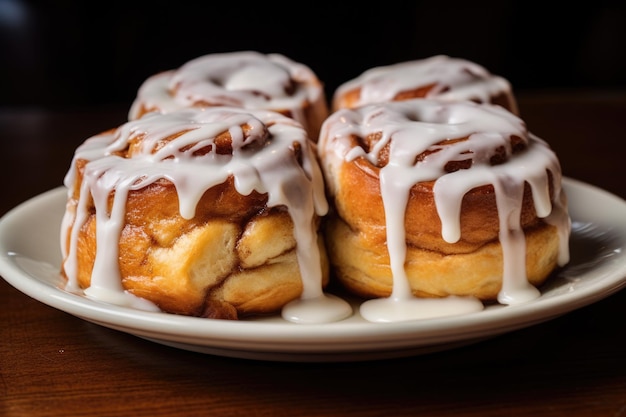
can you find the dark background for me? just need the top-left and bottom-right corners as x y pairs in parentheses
(1, 1), (626, 111)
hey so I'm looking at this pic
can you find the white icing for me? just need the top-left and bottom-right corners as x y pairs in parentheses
(128, 51), (324, 136)
(281, 293), (353, 324)
(334, 55), (518, 114)
(360, 296), (484, 323)
(61, 107), (352, 323)
(318, 98), (571, 323)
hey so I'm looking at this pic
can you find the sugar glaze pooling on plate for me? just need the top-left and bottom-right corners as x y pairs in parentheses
(319, 99), (571, 322)
(60, 107), (352, 324)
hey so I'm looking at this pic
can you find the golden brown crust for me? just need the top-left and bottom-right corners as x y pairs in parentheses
(333, 156), (546, 255)
(318, 99), (565, 302)
(333, 84), (434, 111)
(61, 107), (330, 320)
(325, 215), (560, 300)
(332, 56), (520, 115)
(64, 177), (330, 318)
(334, 83), (517, 115)
(322, 155), (561, 301)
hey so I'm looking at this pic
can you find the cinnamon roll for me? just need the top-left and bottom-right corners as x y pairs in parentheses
(318, 98), (570, 320)
(129, 51), (329, 140)
(332, 55), (519, 115)
(60, 107), (351, 322)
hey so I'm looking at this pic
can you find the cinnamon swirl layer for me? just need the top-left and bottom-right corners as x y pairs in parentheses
(333, 55), (519, 115)
(318, 98), (570, 304)
(129, 51), (329, 140)
(60, 107), (335, 320)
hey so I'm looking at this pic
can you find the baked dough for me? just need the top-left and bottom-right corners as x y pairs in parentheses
(318, 98), (570, 303)
(61, 107), (330, 319)
(129, 51), (329, 140)
(333, 55), (518, 115)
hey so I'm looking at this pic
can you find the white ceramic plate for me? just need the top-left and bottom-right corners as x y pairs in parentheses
(1, 178), (625, 362)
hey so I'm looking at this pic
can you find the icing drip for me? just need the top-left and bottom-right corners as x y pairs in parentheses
(61, 108), (351, 323)
(128, 51), (325, 137)
(319, 99), (571, 322)
(334, 55), (518, 114)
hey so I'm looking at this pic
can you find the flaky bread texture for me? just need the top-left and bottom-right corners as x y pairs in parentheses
(64, 177), (329, 319)
(325, 216), (559, 300)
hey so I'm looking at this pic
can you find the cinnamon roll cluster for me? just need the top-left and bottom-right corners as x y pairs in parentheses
(60, 52), (571, 323)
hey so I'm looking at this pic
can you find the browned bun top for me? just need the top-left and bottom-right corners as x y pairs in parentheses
(129, 51), (329, 140)
(333, 55), (518, 115)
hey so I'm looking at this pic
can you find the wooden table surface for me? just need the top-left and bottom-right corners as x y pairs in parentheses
(1, 91), (625, 417)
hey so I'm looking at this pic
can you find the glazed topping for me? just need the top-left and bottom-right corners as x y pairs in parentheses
(319, 98), (571, 322)
(128, 51), (325, 131)
(61, 107), (351, 323)
(334, 55), (518, 113)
